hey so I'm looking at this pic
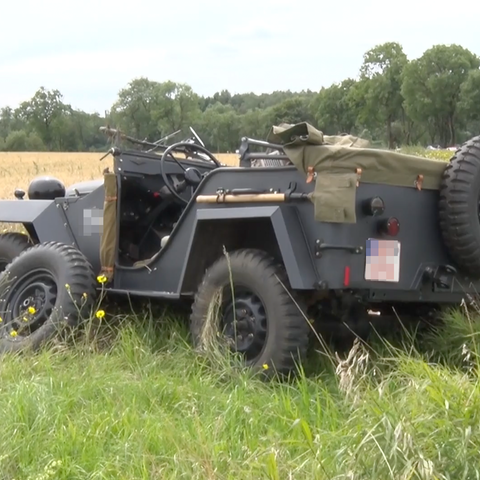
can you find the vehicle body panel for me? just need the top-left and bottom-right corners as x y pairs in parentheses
(0, 147), (475, 305)
(0, 200), (55, 223)
(61, 186), (106, 274)
(108, 151), (478, 303)
(0, 199), (77, 247)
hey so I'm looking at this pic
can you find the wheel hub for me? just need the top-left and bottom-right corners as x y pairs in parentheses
(222, 289), (267, 361)
(0, 270), (57, 338)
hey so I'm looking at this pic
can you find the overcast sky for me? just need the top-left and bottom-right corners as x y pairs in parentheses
(0, 0), (479, 114)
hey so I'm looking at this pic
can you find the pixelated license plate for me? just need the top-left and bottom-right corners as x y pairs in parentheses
(365, 238), (401, 282)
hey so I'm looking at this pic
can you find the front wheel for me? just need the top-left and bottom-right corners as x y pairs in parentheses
(0, 241), (98, 353)
(190, 248), (310, 377)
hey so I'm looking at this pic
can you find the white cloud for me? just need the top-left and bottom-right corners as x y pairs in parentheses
(0, 48), (167, 76)
(0, 0), (479, 113)
(0, 47), (170, 112)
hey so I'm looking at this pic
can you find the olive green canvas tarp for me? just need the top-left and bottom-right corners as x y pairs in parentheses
(267, 122), (326, 146)
(267, 122), (448, 223)
(312, 171), (358, 223)
(267, 122), (371, 148)
(99, 172), (117, 281)
(323, 134), (371, 148)
(284, 143), (447, 190)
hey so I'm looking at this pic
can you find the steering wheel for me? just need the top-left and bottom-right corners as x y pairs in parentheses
(160, 142), (222, 204)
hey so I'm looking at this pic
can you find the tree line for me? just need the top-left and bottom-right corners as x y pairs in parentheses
(1, 42), (479, 153)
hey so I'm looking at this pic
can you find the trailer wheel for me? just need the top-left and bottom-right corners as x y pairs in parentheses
(0, 241), (97, 353)
(190, 248), (310, 377)
(439, 135), (480, 277)
(0, 232), (33, 272)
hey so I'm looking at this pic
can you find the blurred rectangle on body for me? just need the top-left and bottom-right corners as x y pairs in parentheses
(365, 238), (400, 282)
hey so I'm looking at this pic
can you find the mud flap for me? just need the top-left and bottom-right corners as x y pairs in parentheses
(99, 172), (117, 281)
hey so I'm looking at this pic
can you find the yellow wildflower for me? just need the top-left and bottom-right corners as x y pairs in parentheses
(97, 275), (107, 284)
(23, 317), (28, 322)
(10, 330), (17, 337)
(82, 293), (88, 299)
(65, 283), (70, 290)
(262, 363), (269, 370)
(0, 316), (2, 323)
(95, 310), (105, 319)
(28, 306), (36, 314)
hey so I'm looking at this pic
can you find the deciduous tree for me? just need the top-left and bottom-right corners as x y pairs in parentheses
(402, 44), (480, 146)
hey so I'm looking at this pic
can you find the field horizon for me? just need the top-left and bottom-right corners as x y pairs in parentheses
(0, 151), (240, 201)
(0, 147), (453, 201)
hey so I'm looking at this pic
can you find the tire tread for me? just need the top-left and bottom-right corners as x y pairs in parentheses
(190, 248), (310, 376)
(439, 136), (480, 277)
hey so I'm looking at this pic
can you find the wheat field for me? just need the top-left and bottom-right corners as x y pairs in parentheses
(0, 152), (240, 200)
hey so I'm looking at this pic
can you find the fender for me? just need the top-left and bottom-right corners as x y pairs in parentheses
(180, 205), (318, 292)
(0, 199), (77, 246)
(65, 179), (104, 197)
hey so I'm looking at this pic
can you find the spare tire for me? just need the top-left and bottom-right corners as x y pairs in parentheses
(0, 241), (97, 353)
(439, 135), (480, 278)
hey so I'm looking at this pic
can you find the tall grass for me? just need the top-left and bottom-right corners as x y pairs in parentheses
(1, 299), (480, 479)
(0, 147), (474, 478)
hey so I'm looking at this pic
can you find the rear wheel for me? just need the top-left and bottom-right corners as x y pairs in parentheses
(190, 248), (310, 377)
(0, 242), (97, 353)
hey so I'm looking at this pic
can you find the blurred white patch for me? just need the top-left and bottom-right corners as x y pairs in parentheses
(83, 208), (103, 236)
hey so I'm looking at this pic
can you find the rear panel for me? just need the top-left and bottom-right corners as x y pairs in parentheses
(186, 166), (477, 302)
(301, 182), (467, 301)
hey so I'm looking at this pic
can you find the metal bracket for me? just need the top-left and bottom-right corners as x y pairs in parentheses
(422, 264), (457, 291)
(314, 239), (364, 258)
(415, 174), (424, 190)
(238, 136), (290, 167)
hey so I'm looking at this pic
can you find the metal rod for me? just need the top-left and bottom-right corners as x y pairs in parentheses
(240, 137), (284, 150)
(196, 193), (286, 203)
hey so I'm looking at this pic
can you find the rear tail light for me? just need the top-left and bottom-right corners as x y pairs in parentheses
(378, 217), (400, 236)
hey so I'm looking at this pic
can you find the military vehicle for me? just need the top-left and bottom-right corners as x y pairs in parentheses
(0, 122), (479, 377)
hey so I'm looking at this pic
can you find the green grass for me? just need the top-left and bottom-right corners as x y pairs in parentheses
(1, 300), (480, 479)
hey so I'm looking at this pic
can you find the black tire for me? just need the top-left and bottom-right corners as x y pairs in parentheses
(439, 135), (480, 277)
(190, 248), (310, 377)
(0, 232), (33, 271)
(0, 241), (97, 353)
